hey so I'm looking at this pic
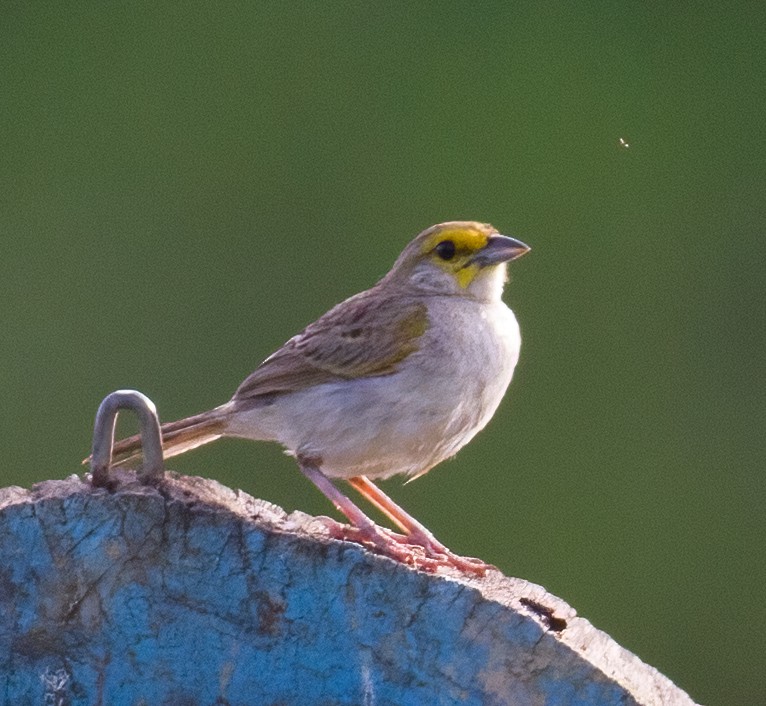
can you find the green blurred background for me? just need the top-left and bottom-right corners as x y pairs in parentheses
(2, 2), (764, 703)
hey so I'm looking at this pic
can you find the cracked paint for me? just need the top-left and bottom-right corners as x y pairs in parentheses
(0, 474), (697, 706)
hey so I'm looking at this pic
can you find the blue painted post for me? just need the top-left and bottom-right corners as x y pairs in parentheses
(0, 472), (697, 706)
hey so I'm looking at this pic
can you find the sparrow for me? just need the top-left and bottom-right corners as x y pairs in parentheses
(104, 221), (529, 574)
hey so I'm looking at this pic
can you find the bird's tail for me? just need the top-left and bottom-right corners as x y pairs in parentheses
(84, 406), (230, 469)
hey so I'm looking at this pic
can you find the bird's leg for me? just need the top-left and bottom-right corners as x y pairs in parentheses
(348, 476), (444, 546)
(297, 460), (443, 571)
(348, 476), (494, 576)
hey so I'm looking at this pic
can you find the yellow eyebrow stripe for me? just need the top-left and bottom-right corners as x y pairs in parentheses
(420, 227), (490, 255)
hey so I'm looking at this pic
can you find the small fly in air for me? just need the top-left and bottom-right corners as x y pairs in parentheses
(619, 137), (630, 148)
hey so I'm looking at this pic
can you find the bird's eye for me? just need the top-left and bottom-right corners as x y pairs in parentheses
(435, 240), (456, 261)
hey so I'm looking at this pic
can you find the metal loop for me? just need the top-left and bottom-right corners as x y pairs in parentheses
(90, 390), (164, 487)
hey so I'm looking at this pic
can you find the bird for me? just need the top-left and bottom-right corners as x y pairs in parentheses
(102, 221), (530, 574)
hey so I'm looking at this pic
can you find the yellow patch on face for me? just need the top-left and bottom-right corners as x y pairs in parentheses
(454, 262), (481, 288)
(419, 226), (490, 256)
(419, 223), (496, 288)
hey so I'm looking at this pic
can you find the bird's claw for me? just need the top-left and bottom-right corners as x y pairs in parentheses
(314, 517), (493, 576)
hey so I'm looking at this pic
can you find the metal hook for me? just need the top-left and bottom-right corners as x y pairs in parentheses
(90, 390), (164, 487)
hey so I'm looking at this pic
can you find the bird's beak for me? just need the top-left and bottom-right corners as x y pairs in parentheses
(471, 234), (531, 267)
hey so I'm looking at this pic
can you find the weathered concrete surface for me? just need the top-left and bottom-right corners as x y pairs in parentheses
(0, 472), (698, 706)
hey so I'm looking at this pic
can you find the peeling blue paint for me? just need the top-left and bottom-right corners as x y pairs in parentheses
(0, 479), (689, 705)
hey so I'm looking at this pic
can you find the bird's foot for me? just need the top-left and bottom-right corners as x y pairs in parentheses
(390, 527), (496, 577)
(314, 517), (493, 576)
(315, 518), (443, 571)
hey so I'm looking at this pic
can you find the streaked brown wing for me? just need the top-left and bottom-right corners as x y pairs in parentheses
(233, 290), (427, 403)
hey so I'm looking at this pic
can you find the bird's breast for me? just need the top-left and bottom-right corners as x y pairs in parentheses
(418, 297), (520, 428)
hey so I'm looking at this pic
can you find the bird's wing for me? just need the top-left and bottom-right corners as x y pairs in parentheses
(233, 291), (428, 403)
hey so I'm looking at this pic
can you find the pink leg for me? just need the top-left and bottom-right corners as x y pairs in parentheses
(348, 476), (494, 576)
(298, 461), (445, 571)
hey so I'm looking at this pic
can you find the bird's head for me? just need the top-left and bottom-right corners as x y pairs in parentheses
(384, 221), (530, 301)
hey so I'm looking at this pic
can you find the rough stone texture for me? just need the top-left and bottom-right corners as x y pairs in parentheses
(0, 472), (698, 706)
